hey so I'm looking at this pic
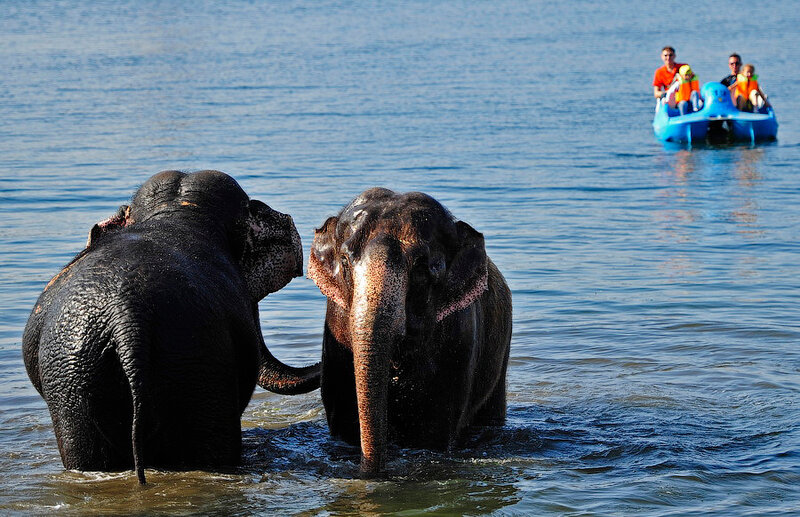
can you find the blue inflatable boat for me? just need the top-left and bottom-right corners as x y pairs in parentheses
(653, 82), (778, 145)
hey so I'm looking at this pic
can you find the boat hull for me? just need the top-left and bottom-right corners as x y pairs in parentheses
(653, 82), (777, 144)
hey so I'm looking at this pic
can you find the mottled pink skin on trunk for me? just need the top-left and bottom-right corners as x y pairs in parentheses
(350, 249), (406, 477)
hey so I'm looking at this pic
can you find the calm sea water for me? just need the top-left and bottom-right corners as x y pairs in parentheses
(2, 1), (799, 515)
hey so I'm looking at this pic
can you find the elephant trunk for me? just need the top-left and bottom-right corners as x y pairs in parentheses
(253, 306), (321, 394)
(350, 242), (407, 477)
(257, 343), (321, 395)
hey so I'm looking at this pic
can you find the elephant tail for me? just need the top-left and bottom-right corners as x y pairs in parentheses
(131, 384), (146, 484)
(114, 326), (149, 484)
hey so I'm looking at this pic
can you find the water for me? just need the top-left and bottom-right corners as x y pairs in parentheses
(2, 1), (799, 514)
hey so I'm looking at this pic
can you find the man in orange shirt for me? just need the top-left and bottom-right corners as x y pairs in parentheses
(653, 46), (686, 101)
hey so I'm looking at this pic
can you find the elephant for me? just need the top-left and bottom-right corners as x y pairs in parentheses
(22, 170), (320, 484)
(307, 187), (512, 477)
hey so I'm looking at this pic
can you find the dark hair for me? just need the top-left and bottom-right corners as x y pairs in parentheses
(729, 53), (741, 61)
(662, 46), (675, 54)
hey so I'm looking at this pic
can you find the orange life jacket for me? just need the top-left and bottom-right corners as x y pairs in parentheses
(674, 76), (699, 103)
(735, 74), (759, 99)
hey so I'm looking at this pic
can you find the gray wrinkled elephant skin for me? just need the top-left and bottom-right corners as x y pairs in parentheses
(22, 170), (320, 484)
(308, 188), (512, 477)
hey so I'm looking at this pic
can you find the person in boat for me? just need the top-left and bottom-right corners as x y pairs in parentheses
(653, 46), (686, 102)
(721, 53), (741, 87)
(729, 63), (769, 113)
(672, 64), (701, 115)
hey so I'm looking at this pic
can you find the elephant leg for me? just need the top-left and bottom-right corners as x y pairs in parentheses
(388, 356), (473, 451)
(44, 363), (134, 472)
(472, 375), (507, 426)
(471, 339), (510, 427)
(320, 324), (359, 446)
(142, 357), (243, 470)
(471, 272), (511, 428)
(51, 409), (133, 471)
(146, 417), (241, 470)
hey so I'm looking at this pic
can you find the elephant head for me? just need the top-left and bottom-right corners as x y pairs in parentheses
(91, 170), (303, 301)
(89, 170), (315, 395)
(308, 188), (489, 475)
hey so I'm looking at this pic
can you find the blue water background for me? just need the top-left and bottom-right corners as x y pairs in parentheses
(1, 1), (799, 514)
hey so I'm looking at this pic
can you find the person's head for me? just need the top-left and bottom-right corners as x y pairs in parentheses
(679, 64), (693, 79)
(662, 46), (676, 66)
(728, 53), (741, 74)
(742, 63), (755, 78)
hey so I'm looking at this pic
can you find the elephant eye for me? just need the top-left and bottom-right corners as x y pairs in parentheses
(410, 257), (430, 284)
(338, 253), (352, 282)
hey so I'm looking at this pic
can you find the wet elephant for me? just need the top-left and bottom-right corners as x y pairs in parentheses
(22, 170), (320, 483)
(308, 188), (512, 476)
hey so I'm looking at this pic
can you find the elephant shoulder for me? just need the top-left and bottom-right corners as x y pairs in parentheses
(485, 258), (511, 311)
(478, 258), (512, 349)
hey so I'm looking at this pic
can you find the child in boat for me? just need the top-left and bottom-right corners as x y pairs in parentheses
(671, 65), (701, 115)
(730, 63), (769, 112)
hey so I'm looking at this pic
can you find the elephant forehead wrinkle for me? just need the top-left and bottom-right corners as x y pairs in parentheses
(395, 225), (424, 248)
(397, 238), (416, 250)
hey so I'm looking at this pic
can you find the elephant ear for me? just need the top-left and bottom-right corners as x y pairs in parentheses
(238, 199), (303, 301)
(436, 221), (489, 322)
(308, 216), (349, 310)
(86, 205), (131, 248)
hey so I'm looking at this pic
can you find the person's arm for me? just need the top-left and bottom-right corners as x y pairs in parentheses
(758, 86), (769, 106)
(653, 69), (665, 99)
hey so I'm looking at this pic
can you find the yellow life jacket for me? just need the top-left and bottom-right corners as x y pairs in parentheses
(675, 76), (699, 103)
(735, 74), (759, 99)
